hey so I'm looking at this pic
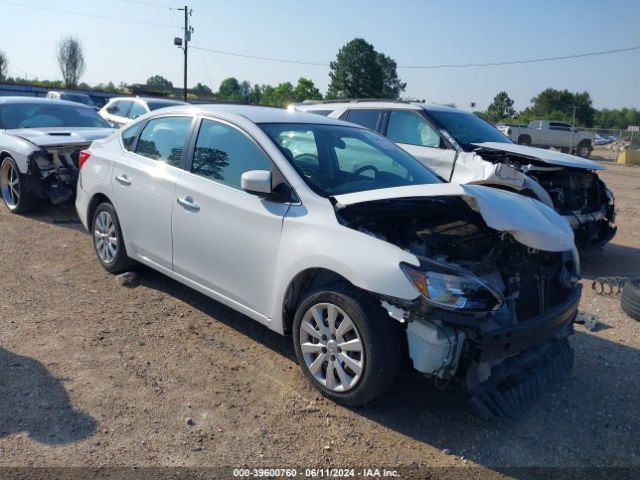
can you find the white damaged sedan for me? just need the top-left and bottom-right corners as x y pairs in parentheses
(76, 105), (581, 417)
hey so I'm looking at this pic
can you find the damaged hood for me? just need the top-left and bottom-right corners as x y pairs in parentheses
(7, 127), (115, 147)
(333, 183), (575, 252)
(471, 141), (605, 170)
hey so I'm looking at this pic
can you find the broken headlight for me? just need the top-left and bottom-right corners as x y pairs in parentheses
(401, 263), (502, 312)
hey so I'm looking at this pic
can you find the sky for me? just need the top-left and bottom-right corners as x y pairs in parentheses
(0, 0), (639, 111)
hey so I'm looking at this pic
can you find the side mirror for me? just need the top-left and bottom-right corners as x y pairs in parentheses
(241, 170), (272, 195)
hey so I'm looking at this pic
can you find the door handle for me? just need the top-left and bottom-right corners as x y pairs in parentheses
(177, 196), (200, 211)
(115, 174), (131, 186)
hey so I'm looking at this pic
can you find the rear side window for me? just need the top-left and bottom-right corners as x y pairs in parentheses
(345, 109), (382, 131)
(387, 110), (440, 147)
(308, 110), (332, 117)
(135, 116), (192, 167)
(106, 100), (131, 116)
(191, 118), (272, 189)
(121, 122), (144, 151)
(128, 102), (147, 119)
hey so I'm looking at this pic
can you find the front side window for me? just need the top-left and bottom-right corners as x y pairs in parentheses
(386, 111), (440, 148)
(345, 109), (383, 131)
(0, 103), (110, 129)
(260, 123), (440, 196)
(128, 102), (147, 119)
(121, 122), (144, 151)
(191, 118), (272, 189)
(106, 100), (131, 117)
(135, 116), (192, 167)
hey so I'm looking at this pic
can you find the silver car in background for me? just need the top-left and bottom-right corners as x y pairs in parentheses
(0, 97), (114, 212)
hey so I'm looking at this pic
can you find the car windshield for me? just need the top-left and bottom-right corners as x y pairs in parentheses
(428, 110), (512, 150)
(62, 93), (96, 106)
(260, 123), (441, 196)
(0, 103), (110, 129)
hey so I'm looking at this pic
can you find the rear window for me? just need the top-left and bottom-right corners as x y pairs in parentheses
(0, 103), (110, 129)
(146, 100), (185, 111)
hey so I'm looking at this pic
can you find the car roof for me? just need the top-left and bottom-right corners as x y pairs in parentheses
(151, 104), (358, 126)
(106, 96), (187, 105)
(295, 100), (462, 114)
(0, 96), (95, 109)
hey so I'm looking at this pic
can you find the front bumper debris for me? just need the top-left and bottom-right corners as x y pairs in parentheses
(468, 337), (574, 418)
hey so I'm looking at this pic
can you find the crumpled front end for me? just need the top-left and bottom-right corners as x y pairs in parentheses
(27, 144), (88, 204)
(462, 146), (617, 253)
(336, 194), (581, 417)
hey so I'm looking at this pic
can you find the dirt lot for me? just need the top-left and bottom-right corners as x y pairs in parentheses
(1, 163), (639, 477)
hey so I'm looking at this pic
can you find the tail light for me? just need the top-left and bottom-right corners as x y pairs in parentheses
(78, 150), (91, 170)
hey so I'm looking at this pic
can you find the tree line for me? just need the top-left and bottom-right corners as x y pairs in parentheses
(481, 89), (639, 130)
(1, 37), (637, 130)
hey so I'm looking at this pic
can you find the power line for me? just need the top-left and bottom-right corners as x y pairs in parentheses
(0, 0), (178, 29)
(115, 0), (176, 10)
(399, 45), (640, 69)
(190, 46), (330, 67)
(190, 44), (640, 69)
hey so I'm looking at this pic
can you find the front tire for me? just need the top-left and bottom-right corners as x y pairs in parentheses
(92, 202), (134, 273)
(1, 157), (36, 214)
(292, 284), (402, 406)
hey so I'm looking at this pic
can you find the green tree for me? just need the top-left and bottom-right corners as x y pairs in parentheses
(56, 36), (86, 88)
(327, 38), (384, 99)
(146, 75), (173, 90)
(377, 53), (406, 99)
(218, 77), (243, 102)
(0, 50), (8, 81)
(293, 77), (322, 102)
(327, 39), (405, 99)
(484, 91), (517, 122)
(193, 82), (213, 95)
(521, 88), (595, 127)
(262, 82), (295, 107)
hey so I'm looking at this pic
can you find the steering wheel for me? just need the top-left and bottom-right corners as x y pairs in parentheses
(349, 165), (379, 179)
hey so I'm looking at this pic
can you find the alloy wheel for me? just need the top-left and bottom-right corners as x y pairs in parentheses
(94, 210), (119, 265)
(298, 302), (365, 392)
(1, 161), (20, 210)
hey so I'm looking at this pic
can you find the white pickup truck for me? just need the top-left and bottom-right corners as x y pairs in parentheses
(498, 120), (595, 158)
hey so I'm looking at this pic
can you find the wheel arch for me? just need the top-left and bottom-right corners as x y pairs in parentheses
(281, 267), (352, 335)
(87, 192), (114, 229)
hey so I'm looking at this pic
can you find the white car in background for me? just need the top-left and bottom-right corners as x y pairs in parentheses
(77, 104), (581, 417)
(99, 96), (186, 128)
(293, 101), (616, 253)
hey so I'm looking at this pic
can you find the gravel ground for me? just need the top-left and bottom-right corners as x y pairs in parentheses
(0, 163), (639, 477)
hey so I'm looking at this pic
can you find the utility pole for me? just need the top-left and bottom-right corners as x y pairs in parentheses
(569, 104), (577, 154)
(175, 5), (193, 102)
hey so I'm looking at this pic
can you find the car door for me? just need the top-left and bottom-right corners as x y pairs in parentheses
(547, 122), (572, 148)
(112, 115), (194, 269)
(172, 116), (291, 316)
(383, 110), (456, 180)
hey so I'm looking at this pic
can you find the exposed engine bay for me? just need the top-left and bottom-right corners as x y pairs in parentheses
(468, 147), (616, 253)
(27, 144), (87, 205)
(336, 196), (581, 417)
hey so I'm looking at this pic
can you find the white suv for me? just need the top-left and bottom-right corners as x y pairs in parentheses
(292, 101), (616, 254)
(99, 97), (186, 128)
(76, 104), (581, 416)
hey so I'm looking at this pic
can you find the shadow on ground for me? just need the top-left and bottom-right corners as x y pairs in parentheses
(133, 266), (639, 469)
(23, 201), (85, 233)
(0, 347), (96, 444)
(581, 243), (640, 281)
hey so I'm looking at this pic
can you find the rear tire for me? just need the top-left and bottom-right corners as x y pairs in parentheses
(92, 202), (134, 274)
(576, 141), (592, 158)
(292, 283), (403, 406)
(517, 135), (531, 146)
(1, 157), (37, 214)
(621, 278), (640, 322)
